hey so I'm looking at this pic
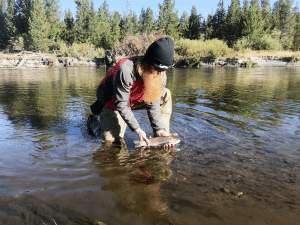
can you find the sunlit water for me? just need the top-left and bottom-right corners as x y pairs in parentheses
(0, 67), (299, 224)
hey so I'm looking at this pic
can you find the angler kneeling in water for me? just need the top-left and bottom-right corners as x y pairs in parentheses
(88, 37), (178, 148)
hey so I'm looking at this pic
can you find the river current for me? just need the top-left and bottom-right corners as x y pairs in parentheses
(0, 67), (299, 224)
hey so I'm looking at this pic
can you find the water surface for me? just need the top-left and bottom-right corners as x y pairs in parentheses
(0, 67), (299, 224)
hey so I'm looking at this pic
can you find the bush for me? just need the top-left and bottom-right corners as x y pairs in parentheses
(9, 36), (25, 51)
(233, 37), (252, 51)
(175, 39), (234, 63)
(291, 54), (300, 62)
(113, 31), (164, 57)
(233, 31), (283, 51)
(255, 35), (282, 51)
(56, 40), (105, 58)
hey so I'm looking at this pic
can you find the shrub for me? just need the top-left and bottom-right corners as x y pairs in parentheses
(56, 40), (105, 58)
(9, 36), (25, 51)
(233, 30), (283, 51)
(255, 35), (282, 51)
(233, 37), (252, 51)
(113, 31), (164, 57)
(291, 54), (300, 62)
(175, 38), (234, 63)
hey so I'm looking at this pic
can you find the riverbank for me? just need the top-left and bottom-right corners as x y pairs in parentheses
(0, 52), (300, 68)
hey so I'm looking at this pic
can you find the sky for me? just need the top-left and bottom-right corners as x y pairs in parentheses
(59, 0), (278, 21)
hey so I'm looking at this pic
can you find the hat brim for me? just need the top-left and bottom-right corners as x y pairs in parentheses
(152, 62), (172, 71)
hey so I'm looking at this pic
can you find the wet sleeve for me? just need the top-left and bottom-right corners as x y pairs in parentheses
(146, 74), (167, 133)
(113, 66), (140, 132)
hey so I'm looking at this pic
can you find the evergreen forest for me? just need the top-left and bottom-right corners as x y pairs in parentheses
(0, 0), (299, 56)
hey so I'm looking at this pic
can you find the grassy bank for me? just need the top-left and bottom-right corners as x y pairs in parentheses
(174, 39), (300, 63)
(1, 37), (299, 64)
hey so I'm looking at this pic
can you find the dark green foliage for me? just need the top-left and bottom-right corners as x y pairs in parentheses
(120, 1), (135, 39)
(188, 6), (202, 40)
(157, 0), (179, 39)
(261, 0), (272, 33)
(213, 0), (227, 40)
(0, 0), (6, 48)
(93, 1), (113, 49)
(272, 0), (295, 50)
(6, 0), (17, 42)
(44, 0), (62, 40)
(203, 14), (215, 40)
(293, 10), (300, 50)
(131, 12), (139, 35)
(110, 11), (121, 44)
(26, 0), (50, 51)
(226, 0), (242, 46)
(61, 9), (75, 45)
(244, 0), (264, 49)
(0, 0), (299, 53)
(138, 7), (146, 33)
(145, 8), (155, 34)
(178, 11), (189, 38)
(74, 0), (91, 43)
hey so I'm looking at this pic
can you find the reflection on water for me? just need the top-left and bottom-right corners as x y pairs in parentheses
(0, 67), (299, 224)
(93, 139), (177, 224)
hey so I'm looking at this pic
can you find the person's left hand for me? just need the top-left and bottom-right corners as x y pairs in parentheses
(155, 130), (178, 150)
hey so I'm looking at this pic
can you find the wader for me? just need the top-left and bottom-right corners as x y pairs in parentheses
(100, 88), (172, 142)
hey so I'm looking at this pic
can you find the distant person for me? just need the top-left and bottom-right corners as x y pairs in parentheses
(88, 37), (177, 148)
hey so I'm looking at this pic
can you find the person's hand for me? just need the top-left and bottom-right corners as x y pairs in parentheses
(155, 130), (178, 137)
(155, 130), (178, 149)
(135, 128), (150, 147)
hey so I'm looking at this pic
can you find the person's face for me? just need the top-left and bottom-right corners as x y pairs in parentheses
(150, 65), (165, 76)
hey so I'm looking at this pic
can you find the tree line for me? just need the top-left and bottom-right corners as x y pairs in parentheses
(0, 0), (299, 53)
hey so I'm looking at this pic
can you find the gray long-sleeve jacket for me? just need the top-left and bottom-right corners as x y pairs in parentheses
(96, 56), (167, 133)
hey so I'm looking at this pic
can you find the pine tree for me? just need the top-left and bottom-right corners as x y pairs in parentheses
(102, 0), (110, 19)
(0, 0), (6, 12)
(293, 9), (300, 50)
(138, 7), (146, 33)
(61, 8), (74, 45)
(188, 6), (201, 40)
(88, 1), (97, 44)
(15, 0), (32, 35)
(0, 0), (6, 48)
(261, 0), (272, 33)
(241, 0), (249, 37)
(157, 0), (179, 39)
(145, 7), (155, 34)
(203, 14), (215, 40)
(111, 11), (121, 44)
(120, 1), (134, 39)
(26, 0), (50, 51)
(131, 12), (139, 35)
(178, 11), (189, 38)
(43, 0), (62, 41)
(5, 0), (17, 45)
(74, 0), (91, 43)
(94, 2), (113, 49)
(244, 0), (264, 49)
(213, 0), (226, 40)
(226, 0), (242, 46)
(272, 0), (295, 49)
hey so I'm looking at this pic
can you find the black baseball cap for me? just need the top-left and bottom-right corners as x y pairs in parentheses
(143, 37), (174, 71)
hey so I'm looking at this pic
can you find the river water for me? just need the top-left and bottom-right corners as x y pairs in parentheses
(0, 67), (299, 224)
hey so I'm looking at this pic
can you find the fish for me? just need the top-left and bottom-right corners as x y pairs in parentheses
(134, 136), (180, 148)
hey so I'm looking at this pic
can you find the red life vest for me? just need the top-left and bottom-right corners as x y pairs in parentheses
(102, 57), (145, 110)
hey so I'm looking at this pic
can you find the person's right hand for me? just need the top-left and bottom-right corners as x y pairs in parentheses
(135, 128), (150, 147)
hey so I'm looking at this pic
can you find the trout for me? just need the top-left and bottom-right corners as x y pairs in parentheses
(134, 136), (180, 148)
